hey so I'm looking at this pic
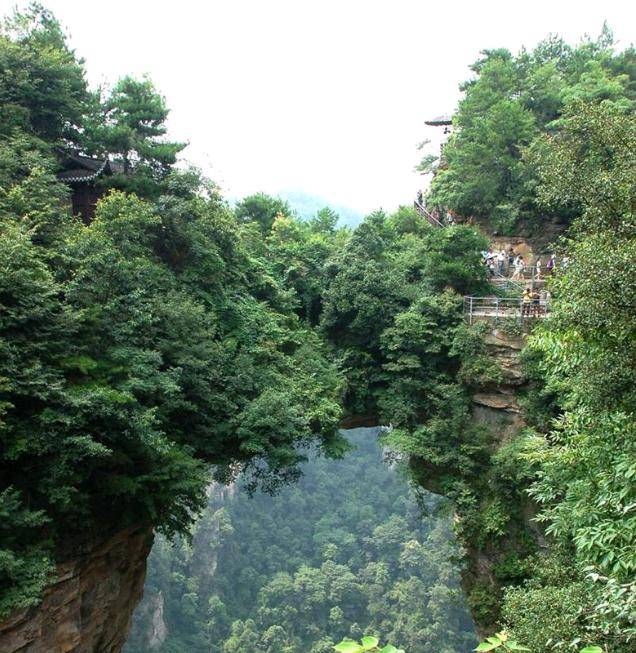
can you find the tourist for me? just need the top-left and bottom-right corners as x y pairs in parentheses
(497, 250), (505, 274)
(535, 258), (542, 280)
(522, 288), (533, 317)
(546, 253), (556, 275)
(532, 289), (541, 317)
(507, 247), (515, 272)
(511, 255), (525, 281)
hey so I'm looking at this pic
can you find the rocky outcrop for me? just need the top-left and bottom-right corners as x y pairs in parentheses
(0, 526), (153, 653)
(464, 327), (539, 635)
(472, 328), (527, 445)
(126, 589), (167, 651)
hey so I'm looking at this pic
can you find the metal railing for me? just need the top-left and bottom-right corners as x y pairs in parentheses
(487, 263), (548, 292)
(489, 270), (526, 293)
(464, 296), (550, 325)
(414, 200), (445, 228)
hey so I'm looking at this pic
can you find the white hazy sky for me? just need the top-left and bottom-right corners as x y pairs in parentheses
(4, 0), (635, 215)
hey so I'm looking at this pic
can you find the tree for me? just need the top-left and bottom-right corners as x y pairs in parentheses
(503, 102), (636, 651)
(85, 75), (186, 192)
(235, 193), (293, 234)
(0, 3), (89, 142)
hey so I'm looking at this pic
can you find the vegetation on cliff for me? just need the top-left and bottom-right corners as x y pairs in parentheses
(411, 29), (636, 653)
(424, 26), (636, 236)
(0, 5), (344, 618)
(504, 102), (636, 651)
(1, 5), (634, 653)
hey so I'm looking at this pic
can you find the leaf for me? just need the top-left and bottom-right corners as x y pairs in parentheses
(475, 644), (499, 652)
(379, 646), (398, 653)
(361, 636), (380, 650)
(580, 647), (603, 653)
(334, 641), (364, 653)
(507, 643), (531, 651)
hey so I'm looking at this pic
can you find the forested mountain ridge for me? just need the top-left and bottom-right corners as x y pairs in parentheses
(0, 5), (634, 653)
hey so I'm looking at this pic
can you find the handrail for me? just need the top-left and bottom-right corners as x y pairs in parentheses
(464, 295), (550, 325)
(413, 200), (445, 228)
(490, 269), (525, 293)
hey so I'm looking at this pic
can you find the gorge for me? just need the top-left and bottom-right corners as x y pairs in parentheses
(1, 6), (635, 653)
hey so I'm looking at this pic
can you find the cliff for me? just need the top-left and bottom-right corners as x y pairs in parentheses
(0, 527), (153, 653)
(463, 326), (538, 633)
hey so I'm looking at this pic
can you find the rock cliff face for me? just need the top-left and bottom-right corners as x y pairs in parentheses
(463, 327), (533, 634)
(0, 526), (153, 653)
(472, 327), (527, 442)
(125, 482), (236, 651)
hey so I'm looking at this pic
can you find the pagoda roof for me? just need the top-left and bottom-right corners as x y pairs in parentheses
(57, 151), (124, 183)
(424, 115), (453, 126)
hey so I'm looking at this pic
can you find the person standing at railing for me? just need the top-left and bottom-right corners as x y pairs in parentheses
(522, 288), (533, 317)
(532, 289), (541, 316)
(511, 255), (525, 281)
(546, 254), (556, 275)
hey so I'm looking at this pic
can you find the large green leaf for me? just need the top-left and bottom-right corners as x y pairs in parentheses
(579, 647), (603, 653)
(475, 643), (499, 652)
(334, 641), (364, 653)
(379, 646), (398, 653)
(361, 636), (380, 650)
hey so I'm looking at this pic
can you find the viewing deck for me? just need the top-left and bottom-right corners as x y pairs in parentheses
(464, 296), (550, 325)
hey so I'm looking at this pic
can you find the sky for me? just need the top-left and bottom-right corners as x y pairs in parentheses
(4, 0), (636, 217)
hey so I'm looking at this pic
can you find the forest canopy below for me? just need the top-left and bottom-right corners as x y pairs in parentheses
(0, 5), (635, 653)
(124, 430), (476, 653)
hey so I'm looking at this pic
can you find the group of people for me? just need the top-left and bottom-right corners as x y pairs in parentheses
(522, 287), (551, 317)
(481, 247), (530, 278)
(481, 248), (560, 281)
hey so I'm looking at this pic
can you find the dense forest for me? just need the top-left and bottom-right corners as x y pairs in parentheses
(0, 4), (346, 620)
(0, 4), (634, 653)
(125, 429), (476, 653)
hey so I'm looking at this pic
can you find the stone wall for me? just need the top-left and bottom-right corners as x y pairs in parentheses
(0, 526), (153, 653)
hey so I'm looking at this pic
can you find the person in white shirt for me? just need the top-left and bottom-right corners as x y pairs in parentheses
(511, 255), (525, 280)
(497, 250), (505, 274)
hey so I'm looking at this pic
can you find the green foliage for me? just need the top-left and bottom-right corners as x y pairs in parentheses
(500, 100), (636, 652)
(474, 631), (529, 652)
(425, 28), (635, 235)
(84, 76), (186, 194)
(333, 635), (404, 653)
(0, 3), (89, 142)
(125, 430), (477, 653)
(3, 9), (635, 652)
(235, 193), (293, 234)
(321, 209), (487, 418)
(0, 6), (343, 616)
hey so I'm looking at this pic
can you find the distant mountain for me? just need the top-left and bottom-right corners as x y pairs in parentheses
(277, 189), (364, 227)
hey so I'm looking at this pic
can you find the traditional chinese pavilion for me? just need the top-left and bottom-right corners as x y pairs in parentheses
(57, 151), (124, 223)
